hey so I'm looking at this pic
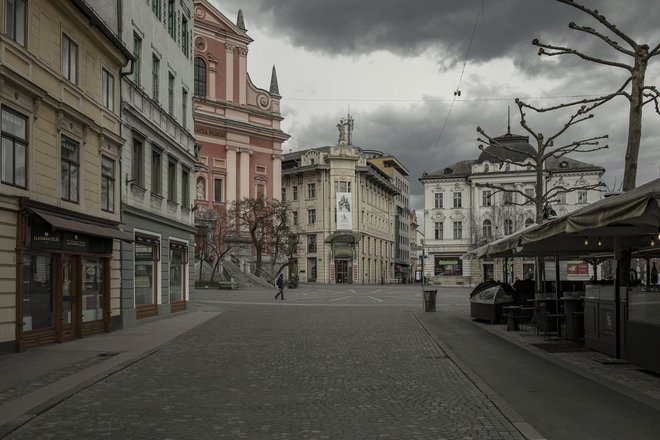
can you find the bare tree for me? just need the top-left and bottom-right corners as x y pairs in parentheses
(476, 97), (607, 224)
(534, 0), (660, 191)
(267, 200), (300, 278)
(195, 209), (237, 282)
(227, 196), (297, 280)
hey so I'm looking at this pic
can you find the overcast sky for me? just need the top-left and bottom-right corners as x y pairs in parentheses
(209, 0), (660, 213)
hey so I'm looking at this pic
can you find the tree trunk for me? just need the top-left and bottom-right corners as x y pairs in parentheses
(622, 52), (648, 191)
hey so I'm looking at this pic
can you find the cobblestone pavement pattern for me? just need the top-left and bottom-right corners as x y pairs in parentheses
(6, 292), (524, 439)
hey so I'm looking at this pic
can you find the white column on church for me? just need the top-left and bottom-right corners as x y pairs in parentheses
(240, 148), (251, 200)
(209, 61), (217, 98)
(238, 47), (248, 105)
(272, 153), (282, 200)
(226, 146), (238, 204)
(225, 43), (235, 102)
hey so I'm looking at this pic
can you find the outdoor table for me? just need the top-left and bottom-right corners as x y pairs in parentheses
(528, 298), (558, 334)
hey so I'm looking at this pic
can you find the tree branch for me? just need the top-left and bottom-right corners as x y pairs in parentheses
(568, 22), (634, 56)
(533, 39), (632, 71)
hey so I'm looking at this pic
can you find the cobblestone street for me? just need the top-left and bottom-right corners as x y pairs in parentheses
(5, 286), (524, 439)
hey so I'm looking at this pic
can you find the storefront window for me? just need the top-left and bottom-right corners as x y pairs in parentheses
(170, 246), (184, 302)
(135, 243), (156, 305)
(82, 258), (103, 322)
(23, 255), (52, 331)
(434, 257), (462, 276)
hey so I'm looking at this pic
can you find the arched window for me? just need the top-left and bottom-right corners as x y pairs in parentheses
(525, 218), (534, 227)
(194, 57), (206, 97)
(504, 218), (514, 235)
(482, 219), (492, 239)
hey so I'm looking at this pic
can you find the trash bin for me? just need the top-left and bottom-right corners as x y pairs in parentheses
(423, 289), (437, 312)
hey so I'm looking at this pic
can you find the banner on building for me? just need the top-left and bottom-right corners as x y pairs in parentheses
(336, 192), (352, 230)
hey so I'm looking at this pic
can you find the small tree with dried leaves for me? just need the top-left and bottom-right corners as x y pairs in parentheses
(534, 0), (660, 191)
(195, 209), (237, 282)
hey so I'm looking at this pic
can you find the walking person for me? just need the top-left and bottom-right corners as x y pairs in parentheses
(275, 273), (285, 300)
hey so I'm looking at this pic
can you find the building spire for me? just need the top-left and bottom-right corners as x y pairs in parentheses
(237, 9), (247, 32)
(269, 65), (280, 97)
(507, 105), (511, 135)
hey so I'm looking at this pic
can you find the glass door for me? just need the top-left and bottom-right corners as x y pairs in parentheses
(335, 260), (350, 284)
(81, 258), (103, 323)
(61, 256), (79, 340)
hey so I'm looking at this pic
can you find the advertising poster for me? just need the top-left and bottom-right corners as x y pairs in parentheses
(336, 192), (352, 230)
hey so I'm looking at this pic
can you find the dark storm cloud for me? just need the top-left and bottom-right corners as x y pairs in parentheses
(216, 0), (660, 70)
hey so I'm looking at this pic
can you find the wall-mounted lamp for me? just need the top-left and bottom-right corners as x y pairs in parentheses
(584, 237), (589, 246)
(652, 236), (656, 246)
(597, 237), (602, 246)
(125, 176), (136, 186)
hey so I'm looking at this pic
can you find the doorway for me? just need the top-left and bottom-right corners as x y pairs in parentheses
(335, 260), (351, 284)
(60, 256), (79, 342)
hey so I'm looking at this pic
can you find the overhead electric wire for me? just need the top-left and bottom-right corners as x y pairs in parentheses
(284, 94), (602, 102)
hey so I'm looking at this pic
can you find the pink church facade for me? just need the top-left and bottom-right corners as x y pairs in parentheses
(192, 0), (289, 221)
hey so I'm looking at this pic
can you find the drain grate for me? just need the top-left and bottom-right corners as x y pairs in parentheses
(96, 352), (120, 358)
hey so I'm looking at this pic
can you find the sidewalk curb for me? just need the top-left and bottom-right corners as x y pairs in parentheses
(0, 311), (219, 439)
(413, 312), (547, 440)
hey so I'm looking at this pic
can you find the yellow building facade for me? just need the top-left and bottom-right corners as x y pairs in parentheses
(0, 0), (131, 351)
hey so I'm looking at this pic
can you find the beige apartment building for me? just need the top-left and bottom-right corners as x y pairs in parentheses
(0, 0), (132, 351)
(281, 128), (399, 284)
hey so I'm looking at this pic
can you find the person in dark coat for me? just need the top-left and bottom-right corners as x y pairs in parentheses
(275, 273), (284, 300)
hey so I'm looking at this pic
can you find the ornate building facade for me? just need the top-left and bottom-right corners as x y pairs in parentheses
(192, 0), (289, 273)
(419, 132), (605, 286)
(282, 125), (400, 284)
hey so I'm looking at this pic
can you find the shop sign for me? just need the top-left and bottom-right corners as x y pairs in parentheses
(63, 232), (89, 252)
(31, 230), (62, 249)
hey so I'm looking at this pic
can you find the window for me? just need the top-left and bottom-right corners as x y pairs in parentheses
(525, 188), (535, 204)
(557, 191), (566, 205)
(151, 0), (161, 18)
(60, 137), (79, 202)
(453, 221), (462, 240)
(167, 158), (177, 202)
(308, 209), (316, 224)
(1, 107), (27, 188)
(434, 222), (443, 240)
(194, 58), (207, 97)
(281, 188), (286, 201)
(256, 184), (265, 199)
(482, 190), (492, 207)
(453, 192), (462, 208)
(167, 0), (175, 39)
(181, 16), (189, 57)
(181, 167), (190, 207)
(292, 211), (298, 226)
(182, 88), (188, 126)
(5, 0), (26, 46)
(307, 235), (317, 253)
(292, 186), (298, 201)
(504, 218), (514, 235)
(525, 218), (534, 227)
(578, 190), (588, 204)
(213, 178), (222, 203)
(335, 181), (351, 193)
(62, 34), (78, 83)
(102, 69), (114, 110)
(168, 73), (175, 115)
(135, 239), (158, 306)
(503, 191), (513, 205)
(169, 243), (185, 303)
(152, 55), (160, 101)
(132, 137), (144, 186)
(151, 148), (162, 194)
(434, 257), (462, 276)
(133, 33), (142, 85)
(101, 156), (115, 212)
(434, 192), (443, 209)
(482, 220), (492, 239)
(307, 183), (316, 199)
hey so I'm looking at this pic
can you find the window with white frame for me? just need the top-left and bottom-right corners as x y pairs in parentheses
(453, 221), (462, 240)
(578, 190), (588, 204)
(482, 190), (492, 207)
(181, 167), (190, 208)
(60, 137), (79, 202)
(524, 188), (535, 204)
(62, 34), (78, 83)
(101, 156), (115, 212)
(557, 191), (566, 205)
(213, 178), (222, 203)
(102, 69), (114, 110)
(434, 222), (443, 240)
(308, 209), (316, 224)
(307, 183), (316, 199)
(504, 218), (514, 235)
(167, 158), (177, 203)
(133, 33), (142, 85)
(152, 55), (160, 101)
(1, 107), (27, 188)
(151, 148), (162, 195)
(5, 0), (27, 46)
(453, 192), (462, 208)
(482, 219), (492, 239)
(434, 192), (443, 209)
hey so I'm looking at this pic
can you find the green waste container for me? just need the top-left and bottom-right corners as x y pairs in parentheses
(423, 289), (437, 312)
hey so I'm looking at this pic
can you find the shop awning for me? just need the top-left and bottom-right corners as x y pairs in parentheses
(325, 231), (362, 243)
(31, 209), (133, 242)
(463, 178), (660, 259)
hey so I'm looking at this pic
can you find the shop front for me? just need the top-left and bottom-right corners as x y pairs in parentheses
(16, 206), (130, 351)
(326, 232), (361, 284)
